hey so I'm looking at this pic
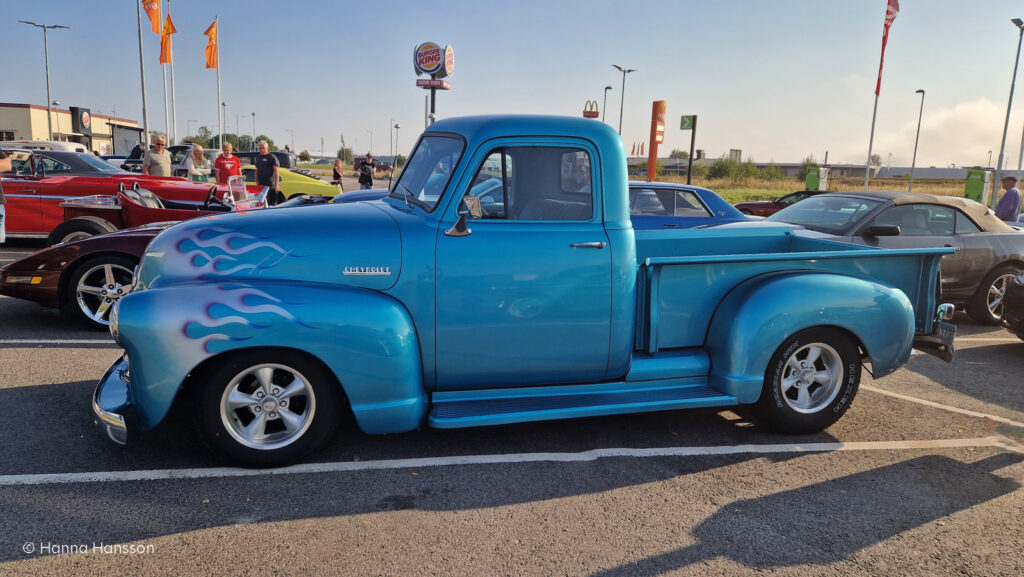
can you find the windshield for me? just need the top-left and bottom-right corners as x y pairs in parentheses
(388, 134), (464, 211)
(78, 153), (128, 173)
(766, 195), (883, 234)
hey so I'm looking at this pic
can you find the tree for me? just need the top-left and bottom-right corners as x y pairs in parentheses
(669, 149), (689, 159)
(298, 150), (312, 162)
(707, 157), (737, 179)
(337, 147), (352, 162)
(760, 164), (785, 181)
(870, 153), (882, 167)
(796, 155), (818, 182)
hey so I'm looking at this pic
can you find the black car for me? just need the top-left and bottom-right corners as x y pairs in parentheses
(1003, 272), (1024, 340)
(766, 190), (1024, 325)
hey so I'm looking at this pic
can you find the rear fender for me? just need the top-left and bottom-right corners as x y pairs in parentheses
(705, 272), (915, 403)
(116, 281), (426, 432)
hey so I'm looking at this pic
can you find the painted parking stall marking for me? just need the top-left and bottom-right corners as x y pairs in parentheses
(0, 436), (1019, 487)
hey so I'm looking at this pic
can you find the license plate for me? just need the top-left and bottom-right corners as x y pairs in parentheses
(935, 320), (956, 345)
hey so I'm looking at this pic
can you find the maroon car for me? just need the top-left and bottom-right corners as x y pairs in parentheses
(0, 195), (324, 329)
(733, 190), (825, 217)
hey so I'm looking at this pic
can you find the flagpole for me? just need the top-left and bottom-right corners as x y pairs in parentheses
(217, 16), (223, 150)
(864, 94), (879, 190)
(136, 1), (151, 147)
(162, 62), (169, 141)
(167, 0), (177, 145)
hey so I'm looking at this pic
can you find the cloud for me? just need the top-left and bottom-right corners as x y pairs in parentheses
(836, 99), (1012, 168)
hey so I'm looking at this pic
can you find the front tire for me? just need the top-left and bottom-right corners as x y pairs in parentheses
(753, 328), (861, 434)
(61, 255), (138, 329)
(967, 264), (1021, 325)
(198, 350), (342, 467)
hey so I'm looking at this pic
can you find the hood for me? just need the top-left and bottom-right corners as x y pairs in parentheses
(136, 202), (401, 292)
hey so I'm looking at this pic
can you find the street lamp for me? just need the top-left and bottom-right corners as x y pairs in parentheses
(20, 21), (69, 141)
(286, 128), (294, 152)
(909, 89), (925, 192)
(602, 86), (612, 123)
(367, 130), (373, 154)
(252, 112), (257, 151)
(992, 18), (1024, 208)
(220, 102), (226, 146)
(186, 119), (197, 139)
(389, 118), (395, 163)
(51, 100), (61, 140)
(612, 64), (636, 135)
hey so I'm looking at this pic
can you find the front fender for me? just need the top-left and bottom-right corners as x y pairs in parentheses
(705, 272), (915, 403)
(116, 281), (427, 433)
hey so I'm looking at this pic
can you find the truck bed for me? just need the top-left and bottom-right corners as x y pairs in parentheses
(635, 225), (948, 351)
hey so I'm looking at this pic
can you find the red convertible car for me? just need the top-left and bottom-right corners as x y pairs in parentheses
(48, 179), (266, 245)
(0, 149), (265, 241)
(733, 190), (826, 217)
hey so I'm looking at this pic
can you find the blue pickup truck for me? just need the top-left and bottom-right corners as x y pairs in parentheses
(94, 115), (956, 467)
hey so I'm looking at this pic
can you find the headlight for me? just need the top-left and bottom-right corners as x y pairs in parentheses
(2, 275), (43, 285)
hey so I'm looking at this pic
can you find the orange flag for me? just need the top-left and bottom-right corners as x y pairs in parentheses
(142, 0), (160, 34)
(203, 20), (218, 69)
(159, 15), (177, 65)
(631, 142), (636, 156)
(640, 142), (645, 156)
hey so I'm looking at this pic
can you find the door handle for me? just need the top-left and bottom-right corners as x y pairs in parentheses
(570, 242), (606, 249)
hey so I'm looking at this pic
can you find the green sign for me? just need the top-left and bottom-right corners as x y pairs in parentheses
(680, 115), (696, 130)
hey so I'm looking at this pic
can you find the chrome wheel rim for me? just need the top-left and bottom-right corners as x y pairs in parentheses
(75, 262), (134, 326)
(987, 273), (1016, 320)
(62, 231), (94, 244)
(780, 342), (843, 414)
(220, 363), (316, 450)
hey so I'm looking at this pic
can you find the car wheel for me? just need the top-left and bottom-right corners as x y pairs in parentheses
(753, 328), (860, 434)
(61, 255), (138, 329)
(198, 350), (342, 467)
(46, 217), (118, 246)
(966, 264), (1021, 325)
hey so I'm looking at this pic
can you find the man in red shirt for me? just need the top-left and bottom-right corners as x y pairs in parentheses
(214, 141), (242, 184)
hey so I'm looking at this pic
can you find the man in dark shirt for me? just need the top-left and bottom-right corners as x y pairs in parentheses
(254, 140), (283, 205)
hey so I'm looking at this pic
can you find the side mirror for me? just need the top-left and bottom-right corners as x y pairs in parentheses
(863, 224), (901, 237)
(461, 196), (483, 219)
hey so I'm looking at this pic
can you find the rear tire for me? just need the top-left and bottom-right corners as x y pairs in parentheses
(967, 264), (1021, 325)
(47, 217), (117, 246)
(753, 328), (861, 434)
(198, 350), (342, 468)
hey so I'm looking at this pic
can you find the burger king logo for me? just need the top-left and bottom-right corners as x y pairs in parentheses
(81, 111), (91, 129)
(414, 42), (443, 76)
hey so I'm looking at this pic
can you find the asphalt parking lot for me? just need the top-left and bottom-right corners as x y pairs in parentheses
(0, 241), (1022, 577)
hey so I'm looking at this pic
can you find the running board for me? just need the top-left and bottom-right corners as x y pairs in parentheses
(428, 380), (737, 429)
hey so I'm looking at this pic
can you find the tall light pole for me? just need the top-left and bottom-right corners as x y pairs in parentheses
(367, 130), (373, 154)
(909, 89), (925, 192)
(186, 119), (197, 139)
(20, 21), (69, 141)
(394, 123), (401, 161)
(51, 100), (61, 139)
(389, 118), (395, 162)
(220, 102), (226, 147)
(286, 128), (294, 152)
(612, 64), (636, 135)
(993, 18), (1024, 208)
(602, 86), (612, 123)
(252, 113), (257, 151)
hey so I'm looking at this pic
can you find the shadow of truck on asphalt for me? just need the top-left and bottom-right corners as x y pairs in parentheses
(589, 452), (1021, 576)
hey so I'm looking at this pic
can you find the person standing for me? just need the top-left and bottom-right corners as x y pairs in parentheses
(214, 141), (242, 185)
(333, 157), (344, 182)
(142, 136), (171, 176)
(358, 152), (378, 190)
(995, 176), (1022, 223)
(255, 140), (283, 205)
(0, 150), (10, 245)
(183, 145), (212, 183)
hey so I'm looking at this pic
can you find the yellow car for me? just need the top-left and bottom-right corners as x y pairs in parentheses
(240, 165), (341, 199)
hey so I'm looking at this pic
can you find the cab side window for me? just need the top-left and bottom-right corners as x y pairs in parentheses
(462, 147), (594, 221)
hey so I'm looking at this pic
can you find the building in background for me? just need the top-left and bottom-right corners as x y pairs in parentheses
(0, 102), (142, 155)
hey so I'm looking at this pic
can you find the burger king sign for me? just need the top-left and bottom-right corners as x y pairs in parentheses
(414, 42), (453, 79)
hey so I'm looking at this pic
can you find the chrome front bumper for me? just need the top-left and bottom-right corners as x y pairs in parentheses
(92, 356), (133, 445)
(912, 303), (956, 363)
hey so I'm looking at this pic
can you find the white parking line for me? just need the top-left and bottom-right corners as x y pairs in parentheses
(956, 337), (1020, 342)
(862, 385), (1024, 428)
(0, 339), (115, 345)
(0, 436), (1019, 486)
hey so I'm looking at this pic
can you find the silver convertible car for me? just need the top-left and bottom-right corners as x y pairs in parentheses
(766, 190), (1024, 325)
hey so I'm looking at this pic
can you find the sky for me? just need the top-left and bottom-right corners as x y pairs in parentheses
(4, 0), (1024, 169)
